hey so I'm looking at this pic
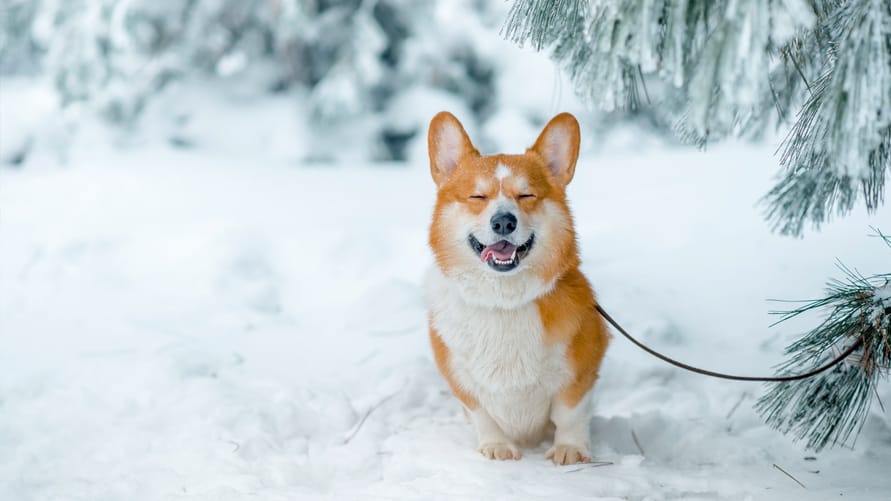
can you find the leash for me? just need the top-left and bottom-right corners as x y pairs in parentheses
(594, 304), (864, 382)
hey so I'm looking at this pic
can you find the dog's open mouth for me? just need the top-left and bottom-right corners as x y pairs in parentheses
(468, 234), (534, 272)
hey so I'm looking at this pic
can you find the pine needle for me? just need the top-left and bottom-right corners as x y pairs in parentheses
(503, 0), (890, 236)
(773, 463), (807, 489)
(756, 230), (891, 451)
(631, 429), (645, 456)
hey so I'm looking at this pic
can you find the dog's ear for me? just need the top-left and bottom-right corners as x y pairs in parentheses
(530, 113), (580, 186)
(428, 111), (478, 187)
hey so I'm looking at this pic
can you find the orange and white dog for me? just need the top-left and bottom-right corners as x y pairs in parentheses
(424, 111), (610, 465)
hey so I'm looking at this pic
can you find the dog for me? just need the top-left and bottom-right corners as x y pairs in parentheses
(424, 111), (610, 465)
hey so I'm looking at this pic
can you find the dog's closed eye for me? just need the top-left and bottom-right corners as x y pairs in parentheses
(469, 195), (488, 201)
(517, 194), (536, 200)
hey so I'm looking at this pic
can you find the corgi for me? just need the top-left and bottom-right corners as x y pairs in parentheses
(424, 111), (610, 465)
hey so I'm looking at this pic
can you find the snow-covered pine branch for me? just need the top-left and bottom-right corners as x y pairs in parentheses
(756, 231), (891, 450)
(504, 0), (889, 236)
(767, 0), (891, 234)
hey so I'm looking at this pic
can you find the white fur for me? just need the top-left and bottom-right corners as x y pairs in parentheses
(475, 407), (522, 459)
(433, 199), (571, 308)
(432, 202), (549, 309)
(425, 266), (573, 445)
(549, 394), (590, 451)
(495, 164), (512, 181)
(492, 192), (514, 211)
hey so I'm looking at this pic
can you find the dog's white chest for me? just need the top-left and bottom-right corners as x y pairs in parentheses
(425, 267), (571, 440)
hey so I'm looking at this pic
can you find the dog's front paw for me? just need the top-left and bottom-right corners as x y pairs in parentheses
(479, 442), (521, 460)
(545, 444), (590, 465)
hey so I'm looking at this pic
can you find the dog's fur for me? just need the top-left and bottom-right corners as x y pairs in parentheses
(424, 111), (610, 464)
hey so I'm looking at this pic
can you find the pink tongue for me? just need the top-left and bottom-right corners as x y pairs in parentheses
(481, 240), (518, 262)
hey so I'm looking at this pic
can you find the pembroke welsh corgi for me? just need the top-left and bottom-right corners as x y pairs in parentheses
(424, 111), (610, 465)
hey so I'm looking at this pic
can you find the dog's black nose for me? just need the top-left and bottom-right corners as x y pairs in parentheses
(490, 212), (517, 236)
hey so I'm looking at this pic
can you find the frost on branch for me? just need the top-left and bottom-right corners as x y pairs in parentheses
(768, 0), (891, 234)
(504, 0), (889, 235)
(755, 231), (891, 450)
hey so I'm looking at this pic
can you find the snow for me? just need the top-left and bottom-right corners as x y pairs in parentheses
(2, 125), (890, 500)
(2, 78), (891, 501)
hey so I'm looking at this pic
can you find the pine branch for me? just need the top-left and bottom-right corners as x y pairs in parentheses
(503, 0), (889, 235)
(502, 0), (585, 51)
(764, 126), (889, 235)
(504, 0), (645, 111)
(755, 232), (891, 450)
(765, 0), (891, 235)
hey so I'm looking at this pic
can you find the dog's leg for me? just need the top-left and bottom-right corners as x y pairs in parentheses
(472, 408), (521, 460)
(430, 328), (519, 460)
(545, 395), (591, 465)
(545, 311), (606, 465)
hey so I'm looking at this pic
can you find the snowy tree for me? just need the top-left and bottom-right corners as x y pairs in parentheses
(504, 0), (890, 451)
(0, 0), (41, 75)
(504, 0), (888, 236)
(0, 0), (500, 161)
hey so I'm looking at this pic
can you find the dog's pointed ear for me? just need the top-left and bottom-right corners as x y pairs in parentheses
(428, 111), (478, 186)
(530, 113), (580, 186)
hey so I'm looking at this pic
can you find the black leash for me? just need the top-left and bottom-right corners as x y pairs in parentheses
(595, 304), (864, 382)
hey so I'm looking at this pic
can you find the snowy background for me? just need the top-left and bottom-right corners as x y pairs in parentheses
(1, 1), (890, 500)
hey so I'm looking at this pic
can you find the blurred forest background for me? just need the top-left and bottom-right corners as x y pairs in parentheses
(0, 0), (631, 167)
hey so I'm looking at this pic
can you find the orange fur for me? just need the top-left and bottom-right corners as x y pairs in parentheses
(428, 152), (581, 283)
(535, 268), (610, 406)
(428, 324), (480, 411)
(425, 111), (610, 462)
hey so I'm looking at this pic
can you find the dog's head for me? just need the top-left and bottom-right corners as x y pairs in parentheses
(427, 112), (581, 306)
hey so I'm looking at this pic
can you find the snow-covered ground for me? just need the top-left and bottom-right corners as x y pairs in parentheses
(2, 104), (891, 500)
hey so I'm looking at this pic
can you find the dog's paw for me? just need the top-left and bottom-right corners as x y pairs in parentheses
(479, 442), (521, 460)
(545, 444), (590, 465)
